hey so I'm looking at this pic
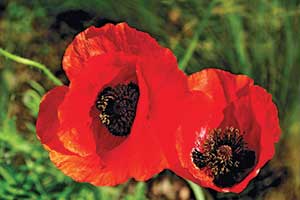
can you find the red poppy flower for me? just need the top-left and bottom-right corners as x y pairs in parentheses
(170, 68), (281, 193)
(36, 23), (188, 185)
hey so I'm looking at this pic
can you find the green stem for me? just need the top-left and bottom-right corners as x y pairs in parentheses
(179, 0), (218, 72)
(0, 47), (63, 86)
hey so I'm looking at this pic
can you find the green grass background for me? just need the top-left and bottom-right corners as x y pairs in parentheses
(0, 0), (300, 199)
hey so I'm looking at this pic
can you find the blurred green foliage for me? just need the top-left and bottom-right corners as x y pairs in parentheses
(1, 0), (300, 199)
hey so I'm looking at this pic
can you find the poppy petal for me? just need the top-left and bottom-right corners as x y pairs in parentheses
(63, 23), (162, 80)
(36, 86), (73, 155)
(48, 146), (156, 186)
(135, 49), (190, 166)
(48, 150), (117, 185)
(188, 68), (253, 109)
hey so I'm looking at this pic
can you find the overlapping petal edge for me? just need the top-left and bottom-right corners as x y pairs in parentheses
(36, 23), (189, 186)
(171, 68), (281, 193)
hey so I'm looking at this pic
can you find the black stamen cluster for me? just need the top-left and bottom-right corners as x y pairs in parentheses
(191, 127), (256, 188)
(96, 82), (139, 136)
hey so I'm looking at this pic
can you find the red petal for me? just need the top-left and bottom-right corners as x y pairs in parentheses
(36, 86), (73, 155)
(48, 151), (121, 186)
(250, 86), (281, 144)
(48, 146), (160, 186)
(188, 68), (253, 110)
(135, 48), (189, 164)
(63, 23), (162, 80)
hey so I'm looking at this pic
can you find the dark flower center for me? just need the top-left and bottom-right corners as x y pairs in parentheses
(95, 82), (139, 136)
(191, 127), (256, 188)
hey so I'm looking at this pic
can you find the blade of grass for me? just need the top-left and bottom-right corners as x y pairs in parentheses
(0, 70), (9, 125)
(28, 80), (46, 95)
(226, 11), (251, 75)
(0, 47), (63, 86)
(179, 0), (218, 71)
(187, 180), (206, 200)
(280, 15), (295, 110)
(0, 166), (16, 185)
(133, 182), (147, 200)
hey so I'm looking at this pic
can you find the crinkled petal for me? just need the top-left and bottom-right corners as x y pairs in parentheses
(63, 23), (163, 80)
(136, 49), (189, 165)
(36, 86), (73, 155)
(188, 68), (253, 109)
(48, 150), (127, 186)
